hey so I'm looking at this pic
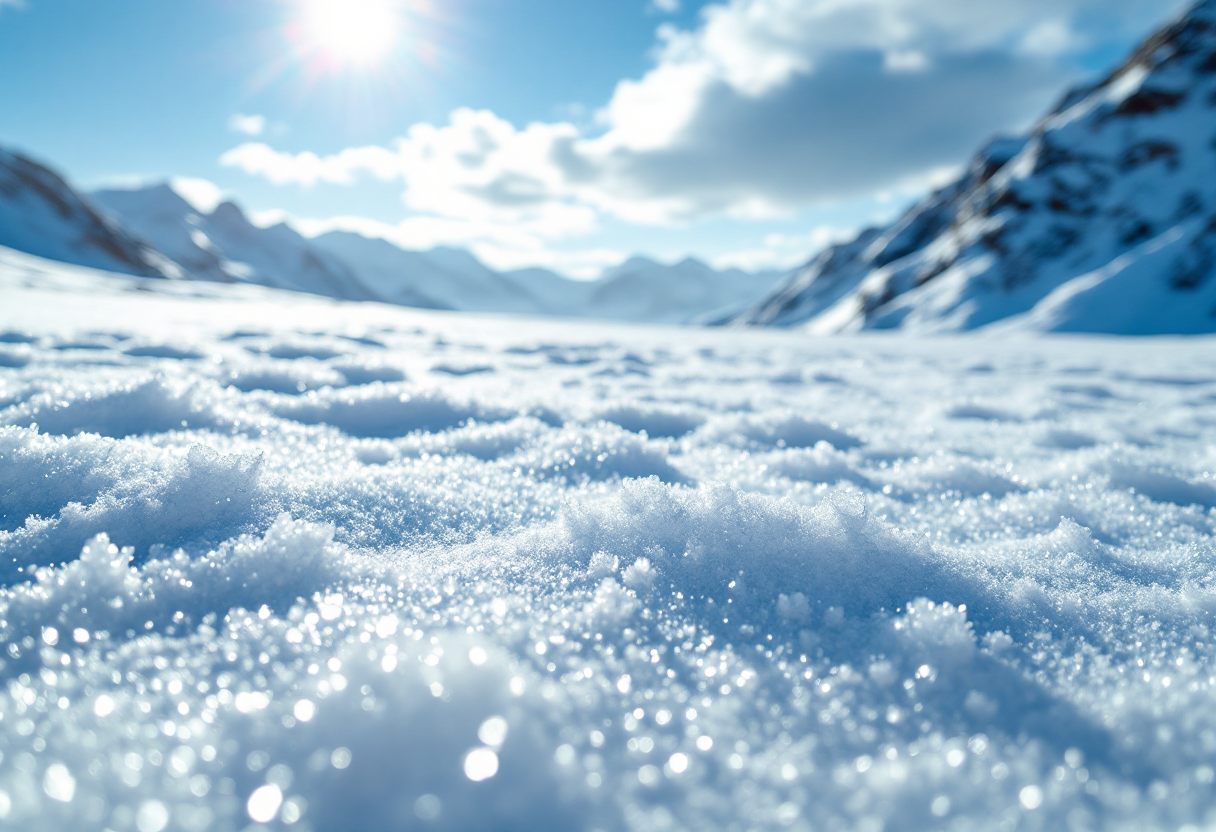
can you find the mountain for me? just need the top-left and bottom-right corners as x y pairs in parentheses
(583, 256), (780, 324)
(309, 231), (541, 314)
(89, 184), (236, 283)
(505, 266), (598, 314)
(91, 187), (378, 302)
(0, 148), (176, 279)
(738, 0), (1216, 335)
(94, 183), (784, 323)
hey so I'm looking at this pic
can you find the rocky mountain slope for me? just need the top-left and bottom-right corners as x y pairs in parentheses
(0, 148), (176, 279)
(739, 0), (1216, 334)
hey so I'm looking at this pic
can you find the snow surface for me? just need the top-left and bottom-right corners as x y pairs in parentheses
(2, 247), (1216, 832)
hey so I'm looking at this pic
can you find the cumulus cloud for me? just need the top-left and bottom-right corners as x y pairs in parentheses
(221, 0), (1180, 262)
(221, 109), (601, 247)
(220, 142), (401, 187)
(227, 113), (267, 137)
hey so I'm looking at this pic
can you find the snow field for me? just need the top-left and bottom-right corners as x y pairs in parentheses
(1, 272), (1216, 831)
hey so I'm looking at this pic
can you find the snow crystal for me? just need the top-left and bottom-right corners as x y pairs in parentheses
(1, 270), (1216, 831)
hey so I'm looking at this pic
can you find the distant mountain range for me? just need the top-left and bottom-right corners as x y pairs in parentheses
(736, 0), (1216, 334)
(0, 149), (782, 324)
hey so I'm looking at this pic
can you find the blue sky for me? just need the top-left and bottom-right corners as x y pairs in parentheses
(0, 0), (1189, 277)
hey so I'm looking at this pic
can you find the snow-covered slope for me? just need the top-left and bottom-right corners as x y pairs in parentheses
(92, 187), (378, 302)
(204, 203), (379, 301)
(740, 0), (1216, 334)
(0, 149), (175, 279)
(505, 265), (599, 314)
(90, 184), (238, 284)
(4, 247), (1216, 831)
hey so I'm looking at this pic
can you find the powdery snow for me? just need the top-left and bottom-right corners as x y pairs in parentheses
(1, 252), (1216, 831)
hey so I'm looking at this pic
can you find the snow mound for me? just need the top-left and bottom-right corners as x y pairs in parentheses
(269, 384), (514, 439)
(1, 376), (228, 438)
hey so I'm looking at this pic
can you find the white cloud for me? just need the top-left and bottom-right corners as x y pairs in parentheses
(169, 177), (226, 214)
(220, 141), (401, 186)
(651, 0), (680, 13)
(228, 114), (267, 137)
(1020, 20), (1083, 57)
(0, 0), (26, 10)
(248, 208), (291, 229)
(554, 0), (1176, 218)
(883, 50), (930, 73)
(221, 110), (600, 239)
(220, 0), (1181, 267)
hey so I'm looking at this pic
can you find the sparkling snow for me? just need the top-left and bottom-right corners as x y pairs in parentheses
(2, 252), (1216, 832)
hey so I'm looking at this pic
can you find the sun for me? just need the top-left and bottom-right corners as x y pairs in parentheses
(298, 0), (403, 67)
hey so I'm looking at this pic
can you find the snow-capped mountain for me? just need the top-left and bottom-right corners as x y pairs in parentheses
(739, 0), (1216, 335)
(309, 231), (541, 314)
(582, 256), (780, 324)
(89, 184), (236, 283)
(92, 186), (379, 302)
(0, 148), (176, 279)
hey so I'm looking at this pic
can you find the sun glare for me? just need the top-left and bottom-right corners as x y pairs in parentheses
(299, 0), (403, 67)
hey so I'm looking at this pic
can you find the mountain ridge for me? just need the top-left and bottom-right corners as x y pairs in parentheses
(86, 176), (783, 324)
(0, 148), (178, 280)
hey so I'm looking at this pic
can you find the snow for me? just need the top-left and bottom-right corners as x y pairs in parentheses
(1, 247), (1215, 831)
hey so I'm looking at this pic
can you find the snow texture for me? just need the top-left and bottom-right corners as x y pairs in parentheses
(2, 251), (1215, 831)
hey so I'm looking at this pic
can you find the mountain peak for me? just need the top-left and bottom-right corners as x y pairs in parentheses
(209, 201), (248, 224)
(92, 181), (196, 218)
